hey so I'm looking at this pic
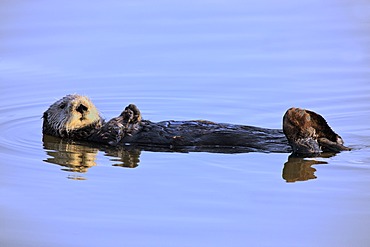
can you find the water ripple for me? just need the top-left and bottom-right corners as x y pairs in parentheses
(0, 112), (41, 156)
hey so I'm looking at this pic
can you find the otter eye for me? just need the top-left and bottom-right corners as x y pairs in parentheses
(59, 103), (66, 109)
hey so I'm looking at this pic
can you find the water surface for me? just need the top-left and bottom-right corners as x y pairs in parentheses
(1, 0), (370, 246)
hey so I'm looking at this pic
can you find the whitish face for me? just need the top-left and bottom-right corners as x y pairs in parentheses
(45, 94), (101, 135)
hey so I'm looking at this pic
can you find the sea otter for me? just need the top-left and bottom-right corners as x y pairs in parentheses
(42, 94), (350, 154)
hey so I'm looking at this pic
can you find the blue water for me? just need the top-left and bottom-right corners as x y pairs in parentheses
(1, 0), (370, 246)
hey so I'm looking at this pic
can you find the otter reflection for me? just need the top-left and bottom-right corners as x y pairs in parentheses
(43, 135), (98, 172)
(43, 135), (337, 182)
(43, 135), (141, 172)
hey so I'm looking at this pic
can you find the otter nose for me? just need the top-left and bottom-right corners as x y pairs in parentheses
(76, 104), (88, 114)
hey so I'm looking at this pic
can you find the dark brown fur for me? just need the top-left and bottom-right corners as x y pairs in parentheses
(43, 95), (350, 155)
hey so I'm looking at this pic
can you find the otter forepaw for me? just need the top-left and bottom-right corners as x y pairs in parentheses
(121, 104), (142, 124)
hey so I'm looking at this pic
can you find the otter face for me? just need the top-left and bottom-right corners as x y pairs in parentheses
(43, 94), (102, 137)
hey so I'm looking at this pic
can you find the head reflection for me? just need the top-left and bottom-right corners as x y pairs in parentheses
(42, 135), (140, 173)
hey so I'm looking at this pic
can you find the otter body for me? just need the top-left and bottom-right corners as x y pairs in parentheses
(43, 94), (350, 155)
(98, 119), (291, 153)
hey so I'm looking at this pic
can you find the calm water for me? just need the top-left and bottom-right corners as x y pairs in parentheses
(1, 0), (370, 246)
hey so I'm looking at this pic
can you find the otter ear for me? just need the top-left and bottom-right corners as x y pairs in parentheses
(42, 112), (48, 119)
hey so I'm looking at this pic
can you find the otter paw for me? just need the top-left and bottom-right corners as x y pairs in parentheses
(121, 104), (142, 124)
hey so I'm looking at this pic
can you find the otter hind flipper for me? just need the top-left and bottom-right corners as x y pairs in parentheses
(318, 138), (351, 152)
(283, 107), (350, 154)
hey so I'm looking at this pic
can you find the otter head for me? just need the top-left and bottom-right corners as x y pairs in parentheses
(43, 94), (103, 139)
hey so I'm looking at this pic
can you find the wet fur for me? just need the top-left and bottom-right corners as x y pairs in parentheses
(43, 95), (350, 155)
(43, 94), (103, 138)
